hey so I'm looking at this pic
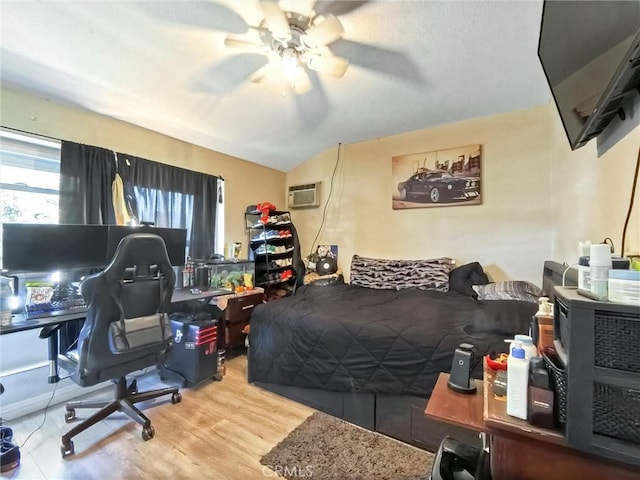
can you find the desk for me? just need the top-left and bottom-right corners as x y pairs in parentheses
(1, 311), (86, 335)
(0, 287), (234, 335)
(169, 287), (233, 304)
(0, 287), (235, 382)
(425, 367), (640, 480)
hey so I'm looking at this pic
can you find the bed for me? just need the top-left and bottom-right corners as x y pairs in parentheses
(248, 258), (572, 450)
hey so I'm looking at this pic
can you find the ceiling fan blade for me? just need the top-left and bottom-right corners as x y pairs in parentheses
(302, 14), (344, 47)
(261, 1), (292, 42)
(291, 68), (313, 95)
(313, 1), (371, 18)
(331, 39), (426, 84)
(135, 2), (249, 35)
(295, 70), (330, 130)
(249, 65), (271, 83)
(190, 54), (269, 94)
(306, 55), (349, 77)
(224, 37), (266, 54)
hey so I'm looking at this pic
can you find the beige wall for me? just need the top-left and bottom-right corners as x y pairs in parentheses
(550, 107), (640, 263)
(287, 105), (557, 284)
(288, 103), (640, 285)
(0, 86), (286, 257)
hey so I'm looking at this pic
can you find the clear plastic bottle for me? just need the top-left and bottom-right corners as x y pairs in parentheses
(0, 276), (14, 327)
(507, 341), (529, 420)
(590, 244), (612, 300)
(535, 297), (554, 354)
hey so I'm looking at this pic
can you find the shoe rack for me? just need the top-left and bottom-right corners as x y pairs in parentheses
(245, 209), (297, 297)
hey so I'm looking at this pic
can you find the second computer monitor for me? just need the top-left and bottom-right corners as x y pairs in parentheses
(106, 226), (187, 266)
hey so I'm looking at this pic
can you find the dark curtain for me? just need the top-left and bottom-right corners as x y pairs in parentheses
(59, 141), (116, 224)
(58, 141), (116, 346)
(58, 141), (219, 258)
(118, 154), (218, 259)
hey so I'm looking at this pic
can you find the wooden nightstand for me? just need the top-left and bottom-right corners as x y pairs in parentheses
(425, 362), (640, 480)
(218, 290), (263, 349)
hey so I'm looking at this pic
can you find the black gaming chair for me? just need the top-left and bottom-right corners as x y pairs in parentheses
(59, 233), (182, 458)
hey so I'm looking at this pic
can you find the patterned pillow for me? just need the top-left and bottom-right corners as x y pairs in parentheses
(472, 281), (543, 303)
(349, 255), (454, 292)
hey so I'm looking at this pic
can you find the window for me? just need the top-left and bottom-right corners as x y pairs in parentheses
(132, 179), (225, 259)
(0, 128), (61, 225)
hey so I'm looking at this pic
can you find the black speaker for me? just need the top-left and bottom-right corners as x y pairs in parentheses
(194, 266), (210, 290)
(316, 256), (337, 275)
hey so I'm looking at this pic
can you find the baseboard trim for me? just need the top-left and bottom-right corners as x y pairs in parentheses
(0, 374), (110, 421)
(1, 366), (158, 421)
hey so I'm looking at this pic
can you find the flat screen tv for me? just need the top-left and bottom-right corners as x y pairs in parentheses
(1, 224), (109, 272)
(538, 1), (640, 150)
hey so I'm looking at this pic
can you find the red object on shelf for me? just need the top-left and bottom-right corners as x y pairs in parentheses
(256, 202), (276, 224)
(485, 354), (508, 371)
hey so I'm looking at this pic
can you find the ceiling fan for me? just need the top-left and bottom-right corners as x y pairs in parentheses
(224, 1), (350, 95)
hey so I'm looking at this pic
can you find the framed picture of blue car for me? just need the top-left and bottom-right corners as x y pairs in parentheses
(392, 144), (482, 209)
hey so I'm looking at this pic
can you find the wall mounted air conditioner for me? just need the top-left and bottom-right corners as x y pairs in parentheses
(288, 182), (321, 209)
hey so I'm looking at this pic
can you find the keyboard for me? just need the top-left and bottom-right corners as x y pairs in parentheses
(25, 298), (87, 319)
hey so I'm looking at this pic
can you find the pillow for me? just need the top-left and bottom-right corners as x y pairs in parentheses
(472, 281), (543, 303)
(350, 254), (453, 292)
(448, 262), (490, 298)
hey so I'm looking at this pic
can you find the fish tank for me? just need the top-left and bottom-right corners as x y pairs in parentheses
(207, 259), (255, 293)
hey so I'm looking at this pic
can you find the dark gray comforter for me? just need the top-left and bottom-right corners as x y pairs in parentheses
(248, 283), (536, 396)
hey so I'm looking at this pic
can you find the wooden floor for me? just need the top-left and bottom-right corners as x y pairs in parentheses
(1, 353), (315, 480)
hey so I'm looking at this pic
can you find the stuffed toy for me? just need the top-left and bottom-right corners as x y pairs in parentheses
(256, 202), (276, 224)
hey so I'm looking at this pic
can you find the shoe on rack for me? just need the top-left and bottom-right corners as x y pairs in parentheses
(255, 244), (277, 255)
(266, 273), (281, 282)
(274, 214), (291, 225)
(280, 269), (293, 281)
(251, 230), (277, 242)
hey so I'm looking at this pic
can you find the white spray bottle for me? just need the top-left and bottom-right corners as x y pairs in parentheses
(507, 341), (529, 420)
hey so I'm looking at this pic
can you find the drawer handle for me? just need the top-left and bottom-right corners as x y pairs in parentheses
(241, 305), (255, 310)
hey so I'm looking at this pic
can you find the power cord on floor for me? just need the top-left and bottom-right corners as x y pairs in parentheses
(16, 364), (150, 451)
(18, 377), (63, 449)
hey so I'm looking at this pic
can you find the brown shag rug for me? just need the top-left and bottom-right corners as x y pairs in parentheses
(261, 412), (434, 480)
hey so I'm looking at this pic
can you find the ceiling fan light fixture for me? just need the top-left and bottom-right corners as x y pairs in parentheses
(306, 54), (349, 77)
(225, 3), (349, 95)
(280, 47), (300, 80)
(260, 1), (292, 42)
(291, 68), (312, 95)
(301, 14), (344, 48)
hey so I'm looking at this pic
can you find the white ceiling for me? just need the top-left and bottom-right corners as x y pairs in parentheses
(0, 0), (551, 172)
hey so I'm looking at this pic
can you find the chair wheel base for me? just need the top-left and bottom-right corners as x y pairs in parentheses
(171, 392), (182, 404)
(61, 441), (74, 458)
(141, 426), (155, 441)
(64, 409), (76, 423)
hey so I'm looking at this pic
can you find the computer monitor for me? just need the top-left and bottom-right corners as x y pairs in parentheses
(1, 223), (109, 272)
(106, 226), (187, 266)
